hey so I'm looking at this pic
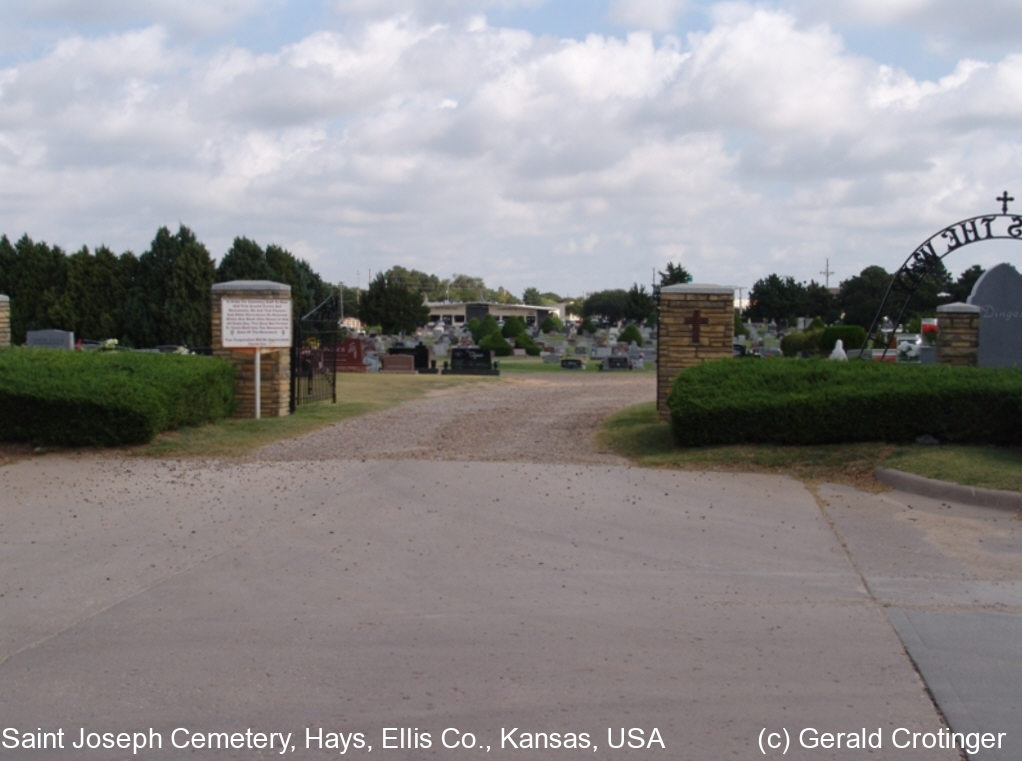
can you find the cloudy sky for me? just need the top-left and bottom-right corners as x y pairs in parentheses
(3, 1), (1022, 299)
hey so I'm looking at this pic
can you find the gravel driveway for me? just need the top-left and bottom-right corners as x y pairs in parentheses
(254, 372), (655, 464)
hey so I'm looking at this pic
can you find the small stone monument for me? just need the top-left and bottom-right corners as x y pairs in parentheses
(27, 329), (75, 350)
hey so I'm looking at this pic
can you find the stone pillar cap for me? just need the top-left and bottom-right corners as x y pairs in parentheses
(0, 294), (9, 301)
(660, 283), (735, 295)
(213, 280), (291, 292)
(937, 301), (981, 313)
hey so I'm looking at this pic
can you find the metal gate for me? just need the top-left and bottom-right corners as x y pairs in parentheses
(291, 294), (339, 411)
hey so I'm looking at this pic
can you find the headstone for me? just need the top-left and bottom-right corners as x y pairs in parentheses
(381, 354), (416, 373)
(968, 262), (1022, 368)
(574, 346), (588, 356)
(26, 329), (75, 350)
(560, 358), (584, 370)
(443, 347), (499, 375)
(387, 343), (430, 371)
(336, 337), (367, 372)
(542, 352), (561, 364)
(601, 355), (632, 371)
(590, 346), (611, 359)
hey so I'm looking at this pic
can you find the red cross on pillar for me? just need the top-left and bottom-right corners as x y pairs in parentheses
(684, 309), (709, 344)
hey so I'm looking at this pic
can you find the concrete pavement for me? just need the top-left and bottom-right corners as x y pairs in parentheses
(1, 455), (1018, 759)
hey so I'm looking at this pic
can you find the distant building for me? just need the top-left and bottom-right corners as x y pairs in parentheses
(425, 301), (566, 327)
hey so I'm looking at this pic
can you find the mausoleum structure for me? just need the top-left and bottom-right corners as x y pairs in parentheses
(657, 283), (735, 418)
(212, 281), (292, 418)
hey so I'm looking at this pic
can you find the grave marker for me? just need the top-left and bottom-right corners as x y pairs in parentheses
(443, 347), (499, 375)
(968, 262), (1022, 368)
(26, 329), (74, 350)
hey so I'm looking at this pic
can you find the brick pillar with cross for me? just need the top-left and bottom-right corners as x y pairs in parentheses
(0, 294), (10, 347)
(657, 283), (735, 419)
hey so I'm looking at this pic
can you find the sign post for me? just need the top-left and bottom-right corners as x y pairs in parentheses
(221, 297), (292, 419)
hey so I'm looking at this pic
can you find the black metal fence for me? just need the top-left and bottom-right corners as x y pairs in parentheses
(291, 295), (339, 411)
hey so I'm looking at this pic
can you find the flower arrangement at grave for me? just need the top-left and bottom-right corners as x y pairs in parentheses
(921, 319), (939, 346)
(101, 338), (119, 351)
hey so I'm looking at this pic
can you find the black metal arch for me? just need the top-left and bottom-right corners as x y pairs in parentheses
(861, 192), (1022, 357)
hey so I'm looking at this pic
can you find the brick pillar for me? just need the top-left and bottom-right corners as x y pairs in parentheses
(657, 284), (735, 418)
(0, 295), (9, 347)
(211, 281), (292, 418)
(936, 302), (980, 367)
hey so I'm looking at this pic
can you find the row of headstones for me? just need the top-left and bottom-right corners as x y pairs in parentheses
(337, 322), (656, 372)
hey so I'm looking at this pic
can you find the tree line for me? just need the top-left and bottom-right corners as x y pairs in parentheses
(0, 226), (336, 347)
(743, 262), (985, 328)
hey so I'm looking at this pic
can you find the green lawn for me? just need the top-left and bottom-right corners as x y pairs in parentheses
(597, 401), (1022, 493)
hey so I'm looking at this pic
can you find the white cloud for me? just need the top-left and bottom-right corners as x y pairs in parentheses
(3, 3), (1022, 296)
(609, 0), (689, 32)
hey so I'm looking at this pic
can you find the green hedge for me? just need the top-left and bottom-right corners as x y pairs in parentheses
(781, 326), (867, 357)
(0, 348), (236, 446)
(668, 359), (1022, 447)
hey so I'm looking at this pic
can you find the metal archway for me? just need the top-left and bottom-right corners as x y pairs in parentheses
(861, 191), (1022, 358)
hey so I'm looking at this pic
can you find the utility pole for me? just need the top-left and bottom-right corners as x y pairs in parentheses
(820, 258), (835, 288)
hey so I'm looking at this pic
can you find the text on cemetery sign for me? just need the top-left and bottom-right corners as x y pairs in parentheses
(221, 298), (292, 348)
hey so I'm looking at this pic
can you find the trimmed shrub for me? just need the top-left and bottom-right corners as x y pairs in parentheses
(469, 315), (499, 343)
(0, 348), (236, 446)
(540, 314), (564, 333)
(667, 358), (1022, 447)
(479, 331), (513, 356)
(780, 330), (822, 357)
(514, 332), (541, 356)
(501, 316), (527, 338)
(618, 323), (643, 347)
(820, 325), (867, 354)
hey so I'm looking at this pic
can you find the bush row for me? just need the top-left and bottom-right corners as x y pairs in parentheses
(0, 348), (236, 446)
(667, 358), (1022, 447)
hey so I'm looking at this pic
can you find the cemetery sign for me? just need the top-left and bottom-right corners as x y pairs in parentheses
(221, 298), (292, 348)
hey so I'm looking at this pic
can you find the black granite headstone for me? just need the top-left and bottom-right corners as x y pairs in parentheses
(443, 347), (499, 375)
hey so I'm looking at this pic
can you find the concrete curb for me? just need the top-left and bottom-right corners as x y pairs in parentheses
(874, 467), (1022, 512)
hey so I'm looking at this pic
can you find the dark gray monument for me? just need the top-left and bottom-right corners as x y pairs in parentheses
(968, 263), (1022, 368)
(26, 329), (75, 350)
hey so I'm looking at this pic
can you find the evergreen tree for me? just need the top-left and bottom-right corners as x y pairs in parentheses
(138, 225), (215, 347)
(51, 245), (126, 340)
(3, 234), (68, 343)
(217, 237), (272, 282)
(951, 265), (984, 302)
(582, 289), (629, 324)
(360, 270), (429, 334)
(624, 283), (657, 323)
(836, 266), (892, 329)
(658, 262), (693, 287)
